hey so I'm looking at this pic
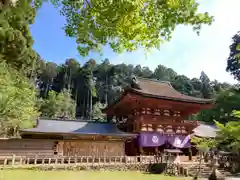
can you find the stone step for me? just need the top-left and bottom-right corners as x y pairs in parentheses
(180, 162), (233, 178)
(186, 165), (231, 177)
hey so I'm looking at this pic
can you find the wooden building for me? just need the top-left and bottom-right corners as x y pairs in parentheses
(0, 77), (216, 158)
(103, 77), (214, 156)
(0, 119), (135, 157)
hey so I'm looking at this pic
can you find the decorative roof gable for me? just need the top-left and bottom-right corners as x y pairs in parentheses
(129, 77), (213, 104)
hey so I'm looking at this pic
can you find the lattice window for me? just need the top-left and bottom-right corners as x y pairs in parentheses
(163, 109), (170, 116)
(173, 111), (181, 117)
(154, 109), (161, 116)
(133, 109), (140, 115)
(175, 126), (182, 133)
(146, 108), (151, 114)
(165, 125), (174, 133)
(181, 126), (187, 133)
(141, 124), (153, 131)
(156, 125), (164, 133)
(141, 108), (146, 114)
(141, 124), (147, 131)
(175, 126), (187, 134)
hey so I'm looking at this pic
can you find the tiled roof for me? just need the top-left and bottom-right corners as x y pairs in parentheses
(20, 119), (136, 138)
(129, 77), (213, 104)
(193, 123), (217, 138)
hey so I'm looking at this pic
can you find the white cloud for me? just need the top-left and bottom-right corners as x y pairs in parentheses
(109, 0), (239, 84)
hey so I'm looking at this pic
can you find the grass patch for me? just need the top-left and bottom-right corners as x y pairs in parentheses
(0, 170), (189, 180)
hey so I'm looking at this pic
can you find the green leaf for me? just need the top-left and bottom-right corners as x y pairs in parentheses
(236, 43), (240, 51)
(35, 0), (214, 56)
(0, 61), (39, 137)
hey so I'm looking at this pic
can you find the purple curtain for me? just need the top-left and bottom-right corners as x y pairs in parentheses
(139, 132), (166, 147)
(167, 135), (191, 148)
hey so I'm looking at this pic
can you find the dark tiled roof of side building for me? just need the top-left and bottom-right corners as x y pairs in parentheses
(192, 122), (218, 138)
(128, 77), (214, 104)
(20, 118), (136, 138)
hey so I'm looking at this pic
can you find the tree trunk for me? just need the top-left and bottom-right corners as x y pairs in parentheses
(30, 57), (36, 83)
(89, 90), (92, 120)
(89, 71), (93, 120)
(189, 147), (192, 161)
(194, 152), (203, 180)
(86, 90), (89, 118)
(45, 83), (49, 98)
(68, 68), (72, 91)
(105, 74), (108, 105)
(82, 97), (86, 118)
(75, 84), (78, 102)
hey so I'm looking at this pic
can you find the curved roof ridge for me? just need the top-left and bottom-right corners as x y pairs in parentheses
(38, 118), (113, 124)
(132, 76), (214, 104)
(135, 76), (172, 86)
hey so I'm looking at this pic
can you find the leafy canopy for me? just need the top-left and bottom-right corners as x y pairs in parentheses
(197, 87), (240, 124)
(0, 0), (37, 73)
(38, 89), (76, 119)
(191, 136), (216, 153)
(214, 111), (240, 154)
(92, 102), (105, 121)
(34, 0), (213, 56)
(226, 31), (240, 81)
(0, 61), (39, 137)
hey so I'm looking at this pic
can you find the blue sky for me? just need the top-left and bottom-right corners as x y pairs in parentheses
(30, 0), (239, 84)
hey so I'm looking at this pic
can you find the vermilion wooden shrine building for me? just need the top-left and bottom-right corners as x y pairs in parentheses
(0, 77), (217, 158)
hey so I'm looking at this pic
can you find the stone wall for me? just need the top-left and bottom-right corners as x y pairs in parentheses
(0, 163), (168, 174)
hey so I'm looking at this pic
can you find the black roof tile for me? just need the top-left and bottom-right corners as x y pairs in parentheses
(20, 119), (136, 138)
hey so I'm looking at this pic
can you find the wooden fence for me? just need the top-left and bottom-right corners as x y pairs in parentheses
(0, 154), (192, 177)
(0, 155), (172, 166)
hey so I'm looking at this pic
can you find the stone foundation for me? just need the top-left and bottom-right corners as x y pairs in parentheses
(0, 163), (173, 175)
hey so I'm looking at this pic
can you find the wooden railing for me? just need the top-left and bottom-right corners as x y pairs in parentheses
(0, 154), (193, 176)
(0, 155), (171, 166)
(0, 154), (199, 166)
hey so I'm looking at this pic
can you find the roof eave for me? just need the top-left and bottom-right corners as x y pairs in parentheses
(20, 130), (137, 139)
(130, 89), (214, 105)
(102, 91), (128, 113)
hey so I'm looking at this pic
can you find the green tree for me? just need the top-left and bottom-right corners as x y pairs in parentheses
(197, 88), (240, 124)
(0, 62), (39, 137)
(92, 102), (106, 121)
(94, 59), (116, 105)
(82, 59), (97, 119)
(133, 65), (153, 78)
(191, 136), (216, 180)
(38, 61), (58, 98)
(52, 58), (80, 100)
(153, 65), (177, 81)
(215, 111), (240, 154)
(171, 75), (194, 95)
(189, 78), (203, 97)
(30, 0), (213, 56)
(63, 58), (80, 90)
(39, 89), (76, 119)
(0, 0), (37, 73)
(226, 31), (240, 81)
(0, 0), (19, 8)
(199, 71), (213, 99)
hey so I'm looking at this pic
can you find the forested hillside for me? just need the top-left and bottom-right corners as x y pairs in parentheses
(33, 57), (236, 123)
